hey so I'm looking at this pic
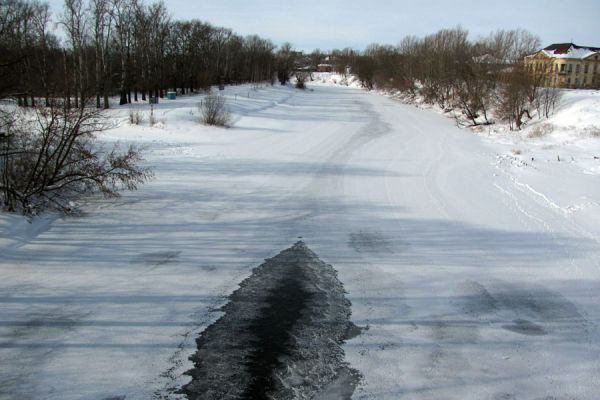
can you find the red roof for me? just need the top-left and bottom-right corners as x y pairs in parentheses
(543, 43), (600, 54)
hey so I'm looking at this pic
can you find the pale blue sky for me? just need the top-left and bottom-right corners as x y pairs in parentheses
(48, 0), (600, 51)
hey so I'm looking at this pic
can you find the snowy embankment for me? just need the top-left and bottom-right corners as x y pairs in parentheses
(1, 79), (600, 400)
(315, 72), (600, 174)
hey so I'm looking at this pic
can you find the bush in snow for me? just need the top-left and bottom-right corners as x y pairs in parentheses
(0, 103), (152, 214)
(149, 111), (157, 127)
(585, 127), (600, 138)
(295, 73), (308, 90)
(528, 123), (554, 138)
(129, 110), (144, 125)
(200, 94), (230, 127)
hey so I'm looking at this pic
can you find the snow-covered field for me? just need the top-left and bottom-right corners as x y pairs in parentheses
(1, 78), (599, 399)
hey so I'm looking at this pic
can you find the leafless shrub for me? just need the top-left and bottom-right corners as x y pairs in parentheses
(149, 112), (157, 126)
(537, 87), (562, 119)
(528, 123), (554, 138)
(584, 126), (600, 137)
(0, 103), (152, 214)
(295, 73), (308, 89)
(200, 94), (230, 127)
(129, 110), (144, 125)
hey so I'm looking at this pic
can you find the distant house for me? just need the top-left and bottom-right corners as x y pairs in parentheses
(294, 55), (315, 72)
(525, 43), (600, 88)
(317, 63), (333, 72)
(473, 54), (506, 65)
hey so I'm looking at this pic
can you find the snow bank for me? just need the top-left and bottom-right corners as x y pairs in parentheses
(320, 74), (600, 176)
(309, 72), (362, 88)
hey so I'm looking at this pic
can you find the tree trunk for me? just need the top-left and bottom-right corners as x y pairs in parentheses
(119, 43), (128, 105)
(78, 50), (85, 108)
(96, 47), (101, 108)
(64, 51), (71, 109)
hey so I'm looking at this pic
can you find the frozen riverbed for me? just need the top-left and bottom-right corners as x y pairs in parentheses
(1, 82), (600, 399)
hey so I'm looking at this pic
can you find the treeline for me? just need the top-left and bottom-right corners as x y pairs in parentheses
(325, 28), (559, 130)
(0, 0), (277, 109)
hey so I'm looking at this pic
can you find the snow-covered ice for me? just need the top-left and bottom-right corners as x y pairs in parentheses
(1, 80), (599, 399)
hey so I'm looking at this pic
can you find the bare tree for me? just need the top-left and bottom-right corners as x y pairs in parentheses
(91, 0), (114, 108)
(453, 71), (494, 125)
(496, 65), (534, 130)
(276, 42), (294, 85)
(29, 2), (56, 107)
(0, 102), (151, 214)
(482, 29), (541, 65)
(537, 86), (562, 119)
(355, 54), (375, 90)
(309, 49), (323, 70)
(62, 0), (88, 109)
(113, 0), (134, 104)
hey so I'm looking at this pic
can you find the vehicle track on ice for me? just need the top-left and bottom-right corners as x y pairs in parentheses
(182, 241), (362, 400)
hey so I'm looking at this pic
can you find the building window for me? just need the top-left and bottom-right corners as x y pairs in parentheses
(560, 64), (566, 72)
(576, 64), (580, 73)
(585, 64), (589, 73)
(568, 64), (573, 73)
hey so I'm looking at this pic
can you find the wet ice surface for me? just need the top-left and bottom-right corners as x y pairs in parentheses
(183, 242), (361, 400)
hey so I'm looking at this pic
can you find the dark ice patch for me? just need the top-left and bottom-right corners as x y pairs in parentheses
(132, 251), (180, 267)
(492, 284), (587, 337)
(182, 242), (361, 400)
(494, 286), (581, 321)
(348, 231), (398, 255)
(456, 280), (499, 316)
(502, 319), (547, 336)
(493, 393), (516, 400)
(241, 265), (311, 399)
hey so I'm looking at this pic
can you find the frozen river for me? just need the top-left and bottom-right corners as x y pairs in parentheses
(1, 82), (600, 399)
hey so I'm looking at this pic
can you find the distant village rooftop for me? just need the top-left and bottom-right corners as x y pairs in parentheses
(536, 43), (600, 60)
